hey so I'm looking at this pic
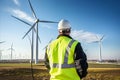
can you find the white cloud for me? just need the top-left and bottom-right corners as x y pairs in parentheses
(71, 30), (103, 43)
(11, 9), (53, 29)
(13, 0), (20, 6)
(12, 9), (35, 23)
(40, 24), (53, 29)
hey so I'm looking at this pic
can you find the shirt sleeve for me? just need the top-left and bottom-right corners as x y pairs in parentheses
(74, 43), (88, 78)
(44, 49), (50, 70)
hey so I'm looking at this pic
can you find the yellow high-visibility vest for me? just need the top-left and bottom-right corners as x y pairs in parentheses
(47, 36), (80, 80)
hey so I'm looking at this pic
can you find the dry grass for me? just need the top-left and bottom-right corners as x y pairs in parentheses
(83, 68), (120, 80)
(0, 63), (120, 80)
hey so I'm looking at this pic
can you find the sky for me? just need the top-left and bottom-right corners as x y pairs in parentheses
(0, 0), (120, 60)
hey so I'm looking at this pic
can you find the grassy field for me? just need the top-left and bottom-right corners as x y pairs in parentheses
(0, 62), (120, 80)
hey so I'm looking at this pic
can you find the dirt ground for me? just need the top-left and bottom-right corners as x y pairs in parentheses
(0, 64), (50, 80)
(0, 63), (120, 80)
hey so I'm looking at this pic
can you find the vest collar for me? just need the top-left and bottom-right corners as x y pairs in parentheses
(57, 34), (73, 39)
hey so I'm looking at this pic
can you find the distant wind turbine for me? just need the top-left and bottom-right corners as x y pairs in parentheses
(8, 43), (15, 60)
(12, 0), (58, 64)
(27, 34), (33, 63)
(93, 35), (105, 62)
(0, 50), (3, 60)
(0, 41), (5, 60)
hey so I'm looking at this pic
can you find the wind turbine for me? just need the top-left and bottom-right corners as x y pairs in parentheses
(94, 35), (105, 62)
(11, 15), (40, 63)
(98, 35), (104, 62)
(8, 43), (15, 60)
(12, 0), (58, 64)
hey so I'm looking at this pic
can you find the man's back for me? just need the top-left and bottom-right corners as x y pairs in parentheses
(46, 36), (80, 80)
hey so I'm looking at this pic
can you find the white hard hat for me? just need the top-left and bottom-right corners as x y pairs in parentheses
(58, 19), (71, 30)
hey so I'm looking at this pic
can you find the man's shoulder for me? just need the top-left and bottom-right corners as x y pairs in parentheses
(72, 39), (80, 44)
(49, 39), (58, 45)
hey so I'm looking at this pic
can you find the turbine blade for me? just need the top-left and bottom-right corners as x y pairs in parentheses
(48, 38), (53, 43)
(22, 22), (37, 39)
(43, 45), (47, 50)
(95, 35), (99, 39)
(38, 35), (41, 43)
(100, 35), (105, 41)
(28, 0), (37, 19)
(43, 39), (52, 50)
(11, 15), (32, 26)
(91, 41), (99, 43)
(27, 34), (32, 46)
(0, 41), (5, 44)
(39, 20), (58, 23)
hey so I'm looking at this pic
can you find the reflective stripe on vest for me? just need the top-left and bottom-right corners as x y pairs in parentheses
(51, 39), (75, 68)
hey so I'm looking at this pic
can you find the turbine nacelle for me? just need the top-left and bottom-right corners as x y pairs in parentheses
(35, 19), (39, 23)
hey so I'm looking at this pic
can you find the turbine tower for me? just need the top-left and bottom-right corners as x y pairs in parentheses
(12, 0), (58, 64)
(99, 35), (104, 62)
